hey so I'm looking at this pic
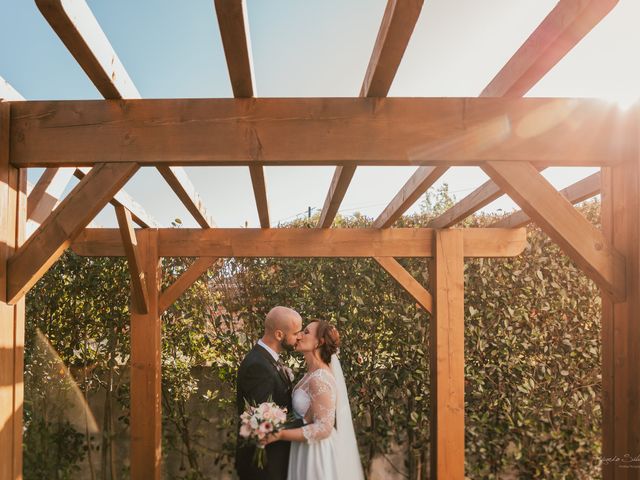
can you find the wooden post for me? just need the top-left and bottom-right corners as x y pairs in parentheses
(0, 102), (27, 479)
(130, 229), (161, 480)
(430, 229), (465, 479)
(601, 136), (640, 477)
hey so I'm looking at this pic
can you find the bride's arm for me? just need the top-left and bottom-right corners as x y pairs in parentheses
(265, 375), (335, 444)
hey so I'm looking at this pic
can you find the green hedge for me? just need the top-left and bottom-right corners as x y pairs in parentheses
(24, 197), (602, 479)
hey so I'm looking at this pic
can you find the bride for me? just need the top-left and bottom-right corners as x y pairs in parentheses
(262, 320), (364, 480)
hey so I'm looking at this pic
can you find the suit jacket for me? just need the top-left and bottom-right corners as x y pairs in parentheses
(235, 344), (294, 480)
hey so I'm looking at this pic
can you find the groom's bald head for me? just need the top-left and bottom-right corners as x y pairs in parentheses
(263, 306), (302, 352)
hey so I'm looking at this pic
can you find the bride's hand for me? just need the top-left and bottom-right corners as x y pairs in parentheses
(260, 430), (282, 446)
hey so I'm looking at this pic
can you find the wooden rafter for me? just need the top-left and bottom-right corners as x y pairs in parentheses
(318, 0), (424, 227)
(374, 166), (447, 228)
(71, 227), (527, 258)
(374, 257), (432, 312)
(6, 162), (139, 304)
(158, 257), (219, 316)
(482, 0), (618, 98)
(35, 0), (213, 229)
(74, 168), (159, 228)
(215, 0), (270, 227)
(491, 171), (600, 229)
(27, 167), (75, 226)
(10, 97), (631, 168)
(426, 0), (617, 228)
(483, 161), (625, 300)
(156, 167), (214, 228)
(115, 205), (149, 314)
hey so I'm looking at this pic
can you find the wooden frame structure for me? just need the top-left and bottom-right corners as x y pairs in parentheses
(0, 0), (636, 478)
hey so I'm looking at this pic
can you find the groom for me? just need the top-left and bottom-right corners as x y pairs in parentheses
(235, 306), (303, 480)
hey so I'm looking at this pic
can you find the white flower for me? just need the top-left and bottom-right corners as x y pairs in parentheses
(283, 366), (295, 382)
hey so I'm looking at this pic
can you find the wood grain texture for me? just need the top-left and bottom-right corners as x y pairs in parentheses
(158, 257), (220, 315)
(115, 205), (149, 314)
(0, 101), (27, 480)
(373, 257), (432, 312)
(7, 162), (139, 304)
(10, 97), (631, 168)
(70, 227), (527, 258)
(430, 229), (465, 480)
(483, 161), (625, 300)
(130, 229), (161, 480)
(214, 0), (255, 98)
(373, 166), (447, 228)
(491, 171), (600, 229)
(482, 0), (618, 97)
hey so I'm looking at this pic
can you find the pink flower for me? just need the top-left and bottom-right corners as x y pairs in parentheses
(239, 423), (252, 438)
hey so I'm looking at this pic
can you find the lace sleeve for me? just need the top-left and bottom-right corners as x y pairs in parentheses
(302, 371), (336, 444)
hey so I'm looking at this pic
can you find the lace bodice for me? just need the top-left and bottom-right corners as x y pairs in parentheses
(292, 368), (336, 444)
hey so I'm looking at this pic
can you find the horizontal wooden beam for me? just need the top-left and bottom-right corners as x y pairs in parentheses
(115, 205), (149, 314)
(374, 166), (447, 228)
(491, 171), (600, 228)
(7, 162), (139, 304)
(374, 257), (432, 312)
(481, 0), (618, 97)
(158, 257), (220, 315)
(483, 161), (625, 300)
(70, 227), (527, 258)
(9, 98), (633, 168)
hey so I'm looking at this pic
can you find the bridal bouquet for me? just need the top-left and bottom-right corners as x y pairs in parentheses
(239, 400), (289, 469)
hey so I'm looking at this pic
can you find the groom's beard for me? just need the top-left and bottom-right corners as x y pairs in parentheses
(280, 337), (296, 352)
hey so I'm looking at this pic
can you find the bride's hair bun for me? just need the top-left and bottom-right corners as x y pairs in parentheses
(314, 319), (340, 364)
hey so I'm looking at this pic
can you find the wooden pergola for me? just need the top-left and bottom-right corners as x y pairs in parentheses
(0, 0), (636, 478)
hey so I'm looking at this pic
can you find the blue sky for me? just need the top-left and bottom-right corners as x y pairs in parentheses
(1, 0), (638, 228)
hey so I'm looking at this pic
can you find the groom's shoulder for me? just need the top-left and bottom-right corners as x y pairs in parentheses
(239, 345), (266, 368)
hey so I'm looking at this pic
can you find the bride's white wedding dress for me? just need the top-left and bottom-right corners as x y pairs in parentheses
(287, 355), (364, 480)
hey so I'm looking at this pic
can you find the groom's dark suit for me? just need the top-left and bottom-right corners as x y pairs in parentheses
(235, 344), (295, 480)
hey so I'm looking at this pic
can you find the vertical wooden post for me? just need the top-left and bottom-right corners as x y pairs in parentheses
(130, 229), (162, 480)
(601, 121), (640, 478)
(0, 102), (27, 479)
(430, 229), (465, 479)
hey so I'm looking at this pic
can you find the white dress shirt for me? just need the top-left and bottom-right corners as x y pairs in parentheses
(257, 339), (280, 362)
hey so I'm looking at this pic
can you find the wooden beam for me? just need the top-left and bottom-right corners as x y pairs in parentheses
(156, 167), (214, 228)
(318, 0), (424, 227)
(429, 0), (618, 228)
(130, 229), (161, 480)
(0, 101), (27, 480)
(158, 257), (219, 315)
(430, 229), (465, 480)
(491, 171), (600, 229)
(214, 0), (254, 97)
(317, 166), (357, 228)
(74, 168), (158, 228)
(374, 166), (447, 228)
(35, 0), (213, 229)
(35, 0), (139, 99)
(360, 0), (424, 97)
(70, 227), (527, 258)
(27, 167), (75, 225)
(215, 0), (272, 227)
(248, 165), (270, 228)
(115, 205), (149, 314)
(483, 161), (625, 300)
(374, 257), (432, 312)
(10, 97), (632, 168)
(482, 0), (618, 97)
(6, 162), (139, 304)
